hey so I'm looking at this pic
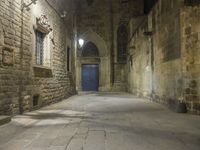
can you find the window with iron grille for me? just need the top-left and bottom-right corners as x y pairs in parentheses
(35, 30), (44, 65)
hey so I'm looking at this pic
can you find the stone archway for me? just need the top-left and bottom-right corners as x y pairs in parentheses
(81, 41), (99, 57)
(76, 29), (111, 91)
(81, 42), (100, 91)
(79, 29), (108, 57)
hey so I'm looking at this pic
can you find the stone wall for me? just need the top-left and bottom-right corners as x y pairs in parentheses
(128, 17), (152, 97)
(180, 5), (200, 113)
(128, 0), (182, 99)
(0, 0), (76, 115)
(0, 0), (31, 114)
(152, 0), (183, 103)
(127, 0), (200, 114)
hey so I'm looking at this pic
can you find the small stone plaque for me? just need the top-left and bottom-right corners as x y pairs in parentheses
(2, 47), (14, 66)
(33, 65), (53, 78)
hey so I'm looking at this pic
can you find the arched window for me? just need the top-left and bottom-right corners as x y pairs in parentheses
(117, 24), (128, 63)
(82, 42), (99, 57)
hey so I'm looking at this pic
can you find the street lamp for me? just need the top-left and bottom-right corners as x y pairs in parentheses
(78, 38), (84, 48)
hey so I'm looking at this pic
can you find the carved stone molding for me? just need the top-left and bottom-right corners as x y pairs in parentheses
(34, 15), (52, 34)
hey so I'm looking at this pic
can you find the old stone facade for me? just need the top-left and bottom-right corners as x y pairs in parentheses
(127, 0), (200, 113)
(75, 0), (143, 91)
(0, 0), (200, 115)
(180, 4), (200, 113)
(0, 0), (76, 115)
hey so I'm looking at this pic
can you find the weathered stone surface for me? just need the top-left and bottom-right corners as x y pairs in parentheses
(127, 0), (200, 114)
(2, 47), (14, 66)
(0, 0), (76, 115)
(181, 5), (200, 113)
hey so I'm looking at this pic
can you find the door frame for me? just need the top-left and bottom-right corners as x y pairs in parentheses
(76, 57), (101, 91)
(81, 63), (100, 91)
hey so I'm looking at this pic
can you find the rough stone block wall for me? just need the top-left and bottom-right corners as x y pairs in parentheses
(0, 0), (76, 115)
(152, 0), (183, 103)
(31, 0), (76, 108)
(128, 0), (183, 101)
(0, 0), (32, 114)
(181, 5), (200, 113)
(127, 0), (200, 114)
(128, 17), (152, 97)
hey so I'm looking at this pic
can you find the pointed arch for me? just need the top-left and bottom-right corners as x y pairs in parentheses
(81, 42), (99, 57)
(79, 29), (108, 57)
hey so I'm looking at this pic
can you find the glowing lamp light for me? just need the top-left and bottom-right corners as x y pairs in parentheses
(78, 39), (84, 47)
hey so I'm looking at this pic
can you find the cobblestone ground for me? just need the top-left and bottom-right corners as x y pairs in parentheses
(0, 93), (200, 150)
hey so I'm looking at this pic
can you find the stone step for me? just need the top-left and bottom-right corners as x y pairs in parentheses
(0, 116), (11, 126)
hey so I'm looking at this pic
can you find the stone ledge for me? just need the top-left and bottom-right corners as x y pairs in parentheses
(33, 65), (53, 78)
(0, 116), (11, 126)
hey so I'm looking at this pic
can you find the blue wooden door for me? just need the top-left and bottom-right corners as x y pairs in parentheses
(82, 65), (99, 91)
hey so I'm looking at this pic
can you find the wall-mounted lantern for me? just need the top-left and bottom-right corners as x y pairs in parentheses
(78, 38), (85, 48)
(22, 0), (38, 11)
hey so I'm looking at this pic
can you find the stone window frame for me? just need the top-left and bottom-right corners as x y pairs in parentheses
(33, 15), (53, 68)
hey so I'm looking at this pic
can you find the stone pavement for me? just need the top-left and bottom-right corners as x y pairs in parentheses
(0, 93), (200, 150)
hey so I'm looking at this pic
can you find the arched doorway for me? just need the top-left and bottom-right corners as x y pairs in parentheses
(81, 42), (100, 91)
